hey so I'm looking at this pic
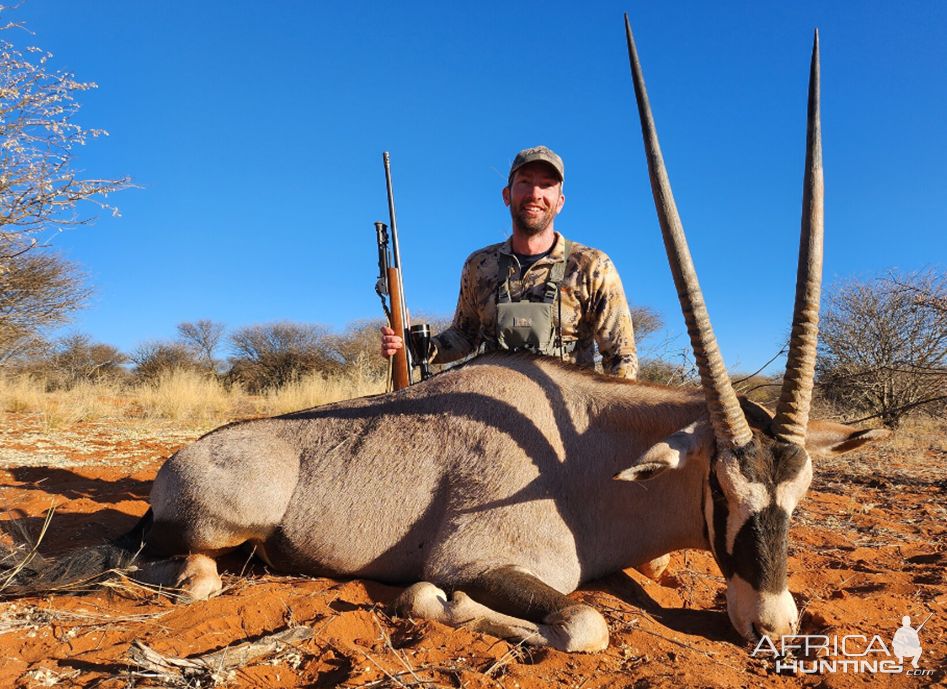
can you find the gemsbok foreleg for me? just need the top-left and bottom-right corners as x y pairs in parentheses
(391, 566), (608, 652)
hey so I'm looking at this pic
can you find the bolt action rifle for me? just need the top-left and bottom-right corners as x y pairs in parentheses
(375, 152), (432, 390)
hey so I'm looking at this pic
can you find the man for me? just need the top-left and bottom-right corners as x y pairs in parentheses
(382, 145), (637, 379)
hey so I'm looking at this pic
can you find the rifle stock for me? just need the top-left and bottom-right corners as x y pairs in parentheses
(387, 265), (410, 389)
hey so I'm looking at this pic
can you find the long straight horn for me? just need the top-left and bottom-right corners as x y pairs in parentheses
(772, 30), (823, 446)
(624, 14), (752, 449)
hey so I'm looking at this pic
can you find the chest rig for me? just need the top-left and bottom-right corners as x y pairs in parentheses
(496, 239), (573, 355)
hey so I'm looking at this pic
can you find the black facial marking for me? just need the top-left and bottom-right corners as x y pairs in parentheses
(731, 504), (790, 593)
(731, 437), (772, 486)
(709, 464), (734, 579)
(773, 441), (809, 485)
(700, 475), (709, 545)
(706, 436), (808, 592)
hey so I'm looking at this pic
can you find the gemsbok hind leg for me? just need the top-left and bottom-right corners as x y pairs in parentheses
(134, 554), (223, 601)
(136, 429), (300, 600)
(391, 566), (608, 652)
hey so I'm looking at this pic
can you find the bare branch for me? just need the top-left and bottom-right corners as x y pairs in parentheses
(177, 319), (226, 372)
(841, 394), (947, 426)
(732, 342), (789, 386)
(127, 626), (313, 683)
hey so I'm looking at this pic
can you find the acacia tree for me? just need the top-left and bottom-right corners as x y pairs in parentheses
(0, 251), (91, 364)
(36, 332), (127, 389)
(176, 319), (226, 373)
(0, 17), (131, 258)
(227, 321), (337, 392)
(130, 339), (205, 383)
(628, 303), (663, 345)
(817, 269), (947, 427)
(0, 14), (130, 364)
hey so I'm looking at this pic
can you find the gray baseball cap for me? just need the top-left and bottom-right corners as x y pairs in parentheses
(508, 146), (564, 185)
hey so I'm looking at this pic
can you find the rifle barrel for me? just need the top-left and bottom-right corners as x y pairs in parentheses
(383, 153), (403, 270)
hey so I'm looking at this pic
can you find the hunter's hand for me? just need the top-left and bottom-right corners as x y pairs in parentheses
(380, 326), (403, 358)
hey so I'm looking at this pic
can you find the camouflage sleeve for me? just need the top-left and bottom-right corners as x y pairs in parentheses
(589, 255), (638, 380)
(430, 253), (481, 364)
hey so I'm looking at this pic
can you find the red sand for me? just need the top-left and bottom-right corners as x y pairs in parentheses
(1, 414), (944, 688)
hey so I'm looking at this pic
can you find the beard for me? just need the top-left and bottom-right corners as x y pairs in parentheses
(511, 201), (558, 236)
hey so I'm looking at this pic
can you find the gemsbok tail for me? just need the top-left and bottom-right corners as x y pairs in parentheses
(0, 509), (152, 597)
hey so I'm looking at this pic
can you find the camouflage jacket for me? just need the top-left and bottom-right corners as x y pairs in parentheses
(431, 233), (638, 379)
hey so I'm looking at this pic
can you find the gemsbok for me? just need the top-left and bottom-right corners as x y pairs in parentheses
(4, 17), (889, 652)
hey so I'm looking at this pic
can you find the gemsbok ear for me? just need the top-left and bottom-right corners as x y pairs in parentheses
(804, 421), (891, 457)
(614, 421), (713, 482)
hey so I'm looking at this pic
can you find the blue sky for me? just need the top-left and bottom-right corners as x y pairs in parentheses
(12, 1), (946, 372)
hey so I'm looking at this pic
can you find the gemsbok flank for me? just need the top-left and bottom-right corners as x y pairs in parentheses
(4, 16), (889, 652)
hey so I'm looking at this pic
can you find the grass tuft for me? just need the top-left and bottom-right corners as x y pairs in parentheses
(0, 367), (386, 431)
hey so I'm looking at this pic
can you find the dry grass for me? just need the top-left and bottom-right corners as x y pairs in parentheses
(3, 371), (940, 445)
(0, 376), (48, 414)
(263, 371), (385, 416)
(0, 369), (387, 430)
(0, 378), (127, 431)
(879, 414), (947, 456)
(135, 370), (239, 422)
